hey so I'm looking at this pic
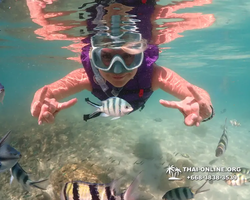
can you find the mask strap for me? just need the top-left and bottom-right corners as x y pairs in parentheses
(90, 60), (109, 93)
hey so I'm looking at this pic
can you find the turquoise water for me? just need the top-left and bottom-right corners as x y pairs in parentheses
(0, 0), (250, 199)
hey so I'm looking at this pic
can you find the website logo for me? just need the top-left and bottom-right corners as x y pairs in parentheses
(166, 165), (183, 181)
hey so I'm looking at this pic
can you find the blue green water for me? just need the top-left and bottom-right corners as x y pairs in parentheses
(0, 0), (250, 199)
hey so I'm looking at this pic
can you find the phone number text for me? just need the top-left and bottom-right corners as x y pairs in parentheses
(187, 175), (238, 181)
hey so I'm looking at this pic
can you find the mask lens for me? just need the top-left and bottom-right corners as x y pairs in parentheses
(100, 49), (135, 67)
(100, 49), (114, 68)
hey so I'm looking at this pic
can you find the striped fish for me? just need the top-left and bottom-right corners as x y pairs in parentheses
(0, 131), (21, 173)
(61, 174), (140, 200)
(226, 173), (250, 186)
(239, 167), (250, 175)
(83, 97), (133, 121)
(10, 162), (48, 192)
(162, 181), (209, 200)
(215, 118), (228, 157)
(0, 82), (5, 104)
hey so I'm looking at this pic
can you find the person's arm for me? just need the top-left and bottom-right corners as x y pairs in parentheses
(151, 64), (214, 126)
(151, 64), (212, 105)
(33, 68), (92, 102)
(31, 68), (92, 124)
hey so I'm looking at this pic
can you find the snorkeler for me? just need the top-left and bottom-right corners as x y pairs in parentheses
(30, 30), (214, 126)
(30, 3), (214, 127)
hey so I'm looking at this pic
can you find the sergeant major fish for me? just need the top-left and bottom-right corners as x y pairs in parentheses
(239, 167), (250, 175)
(10, 162), (49, 192)
(0, 82), (5, 104)
(230, 119), (241, 127)
(61, 173), (141, 200)
(83, 97), (133, 121)
(0, 131), (21, 173)
(162, 180), (209, 200)
(226, 173), (250, 186)
(215, 118), (228, 157)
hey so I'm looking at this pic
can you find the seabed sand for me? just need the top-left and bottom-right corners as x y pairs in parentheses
(0, 108), (250, 200)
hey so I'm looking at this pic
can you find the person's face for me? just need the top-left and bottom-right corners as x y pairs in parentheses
(98, 48), (138, 87)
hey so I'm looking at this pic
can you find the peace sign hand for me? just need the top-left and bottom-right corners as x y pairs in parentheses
(30, 86), (78, 125)
(159, 83), (213, 127)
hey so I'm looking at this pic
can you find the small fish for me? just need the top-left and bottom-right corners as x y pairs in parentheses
(226, 173), (250, 186)
(208, 158), (218, 165)
(0, 82), (5, 104)
(181, 153), (190, 158)
(0, 131), (21, 173)
(10, 162), (49, 192)
(215, 118), (228, 157)
(230, 119), (241, 127)
(61, 173), (141, 200)
(239, 167), (250, 175)
(162, 180), (209, 200)
(134, 160), (144, 165)
(154, 118), (162, 122)
(83, 97), (133, 121)
(220, 108), (226, 114)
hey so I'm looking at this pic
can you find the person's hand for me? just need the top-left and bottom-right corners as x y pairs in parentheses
(31, 86), (77, 125)
(159, 83), (213, 127)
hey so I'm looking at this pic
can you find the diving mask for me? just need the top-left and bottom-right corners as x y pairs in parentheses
(90, 31), (144, 74)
